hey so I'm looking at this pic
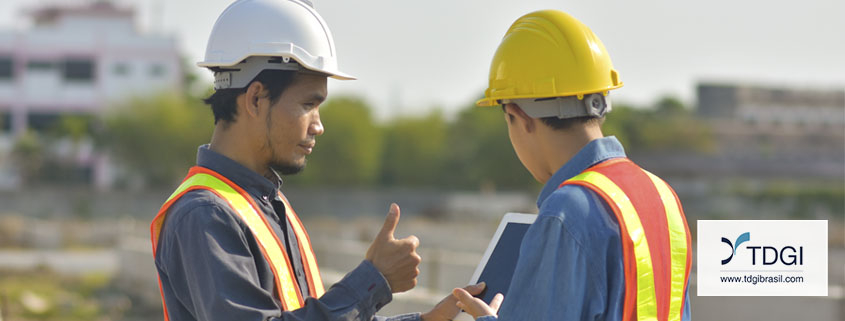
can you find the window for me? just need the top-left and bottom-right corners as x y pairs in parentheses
(63, 59), (95, 82)
(149, 63), (166, 77)
(113, 62), (129, 76)
(0, 56), (13, 80)
(0, 112), (10, 132)
(28, 112), (61, 132)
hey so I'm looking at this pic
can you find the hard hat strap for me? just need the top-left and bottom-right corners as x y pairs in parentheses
(505, 93), (612, 119)
(212, 56), (303, 90)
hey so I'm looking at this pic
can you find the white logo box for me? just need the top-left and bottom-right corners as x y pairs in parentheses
(697, 220), (828, 296)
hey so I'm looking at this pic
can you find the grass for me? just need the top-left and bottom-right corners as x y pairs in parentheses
(0, 268), (119, 321)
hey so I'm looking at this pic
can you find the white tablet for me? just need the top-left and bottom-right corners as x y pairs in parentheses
(469, 213), (537, 304)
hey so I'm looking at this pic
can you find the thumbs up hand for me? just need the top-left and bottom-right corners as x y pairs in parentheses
(365, 203), (421, 293)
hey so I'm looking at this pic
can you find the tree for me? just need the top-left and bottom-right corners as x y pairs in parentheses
(603, 96), (714, 154)
(100, 93), (213, 187)
(444, 103), (535, 191)
(379, 111), (449, 186)
(288, 96), (383, 186)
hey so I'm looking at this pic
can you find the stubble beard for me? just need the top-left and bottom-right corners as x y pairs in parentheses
(264, 108), (306, 176)
(269, 157), (305, 176)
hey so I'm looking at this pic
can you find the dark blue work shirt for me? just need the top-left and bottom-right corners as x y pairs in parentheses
(154, 145), (419, 321)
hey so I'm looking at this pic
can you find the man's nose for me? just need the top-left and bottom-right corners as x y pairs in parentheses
(310, 113), (324, 136)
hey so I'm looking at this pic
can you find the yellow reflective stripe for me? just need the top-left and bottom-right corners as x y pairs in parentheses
(644, 171), (687, 321)
(569, 171), (658, 321)
(281, 199), (325, 297)
(171, 173), (303, 310)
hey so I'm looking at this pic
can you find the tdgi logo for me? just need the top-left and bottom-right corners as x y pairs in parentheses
(697, 220), (827, 296)
(721, 232), (750, 265)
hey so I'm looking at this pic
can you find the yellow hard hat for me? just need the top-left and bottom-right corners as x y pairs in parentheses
(477, 10), (623, 106)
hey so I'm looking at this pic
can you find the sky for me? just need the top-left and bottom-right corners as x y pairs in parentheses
(1, 0), (843, 120)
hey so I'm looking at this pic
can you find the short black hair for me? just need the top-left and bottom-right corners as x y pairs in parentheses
(502, 104), (604, 130)
(539, 116), (603, 130)
(203, 69), (298, 125)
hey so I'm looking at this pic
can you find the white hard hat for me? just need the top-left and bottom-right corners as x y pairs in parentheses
(199, 0), (355, 89)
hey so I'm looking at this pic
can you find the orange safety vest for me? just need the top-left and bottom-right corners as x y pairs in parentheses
(560, 158), (691, 321)
(150, 166), (325, 320)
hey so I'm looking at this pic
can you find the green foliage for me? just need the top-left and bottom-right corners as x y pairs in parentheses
(443, 104), (534, 190)
(0, 270), (115, 321)
(94, 92), (714, 191)
(291, 96), (384, 186)
(11, 130), (45, 184)
(287, 97), (534, 190)
(603, 96), (714, 155)
(100, 93), (213, 187)
(379, 111), (449, 186)
(47, 115), (93, 142)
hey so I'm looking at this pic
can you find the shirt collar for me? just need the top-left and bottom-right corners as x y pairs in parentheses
(196, 144), (282, 201)
(536, 136), (627, 207)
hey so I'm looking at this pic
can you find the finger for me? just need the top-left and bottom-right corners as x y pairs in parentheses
(452, 287), (474, 303)
(405, 235), (420, 248)
(376, 203), (400, 241)
(465, 282), (486, 295)
(489, 293), (504, 312)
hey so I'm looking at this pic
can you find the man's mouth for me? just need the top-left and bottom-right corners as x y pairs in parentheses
(299, 142), (315, 154)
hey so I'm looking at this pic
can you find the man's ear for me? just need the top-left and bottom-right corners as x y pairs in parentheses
(505, 103), (536, 133)
(241, 81), (266, 119)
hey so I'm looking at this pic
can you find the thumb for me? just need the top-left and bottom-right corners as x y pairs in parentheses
(376, 203), (400, 241)
(489, 293), (504, 312)
(465, 282), (486, 295)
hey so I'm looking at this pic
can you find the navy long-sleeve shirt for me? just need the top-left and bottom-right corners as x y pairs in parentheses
(154, 145), (419, 321)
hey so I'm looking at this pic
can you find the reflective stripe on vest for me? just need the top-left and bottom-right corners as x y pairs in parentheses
(150, 166), (324, 320)
(278, 192), (325, 296)
(561, 158), (691, 321)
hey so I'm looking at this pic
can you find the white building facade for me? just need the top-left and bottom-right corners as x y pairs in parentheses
(0, 1), (181, 134)
(0, 1), (182, 188)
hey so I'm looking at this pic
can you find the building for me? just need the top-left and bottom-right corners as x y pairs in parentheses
(0, 1), (182, 188)
(0, 1), (182, 134)
(695, 83), (844, 181)
(697, 83), (845, 127)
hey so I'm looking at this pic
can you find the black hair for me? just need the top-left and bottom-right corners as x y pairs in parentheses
(203, 69), (298, 125)
(539, 115), (603, 130)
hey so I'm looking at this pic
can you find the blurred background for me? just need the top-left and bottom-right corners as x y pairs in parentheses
(0, 0), (842, 320)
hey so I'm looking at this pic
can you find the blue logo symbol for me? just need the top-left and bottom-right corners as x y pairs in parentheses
(721, 232), (750, 265)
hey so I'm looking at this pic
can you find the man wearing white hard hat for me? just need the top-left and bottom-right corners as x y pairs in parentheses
(150, 1), (483, 320)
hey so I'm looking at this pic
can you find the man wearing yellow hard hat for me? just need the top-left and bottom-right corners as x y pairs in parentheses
(453, 10), (692, 321)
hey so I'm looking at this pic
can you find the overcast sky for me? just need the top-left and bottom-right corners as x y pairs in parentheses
(2, 0), (844, 119)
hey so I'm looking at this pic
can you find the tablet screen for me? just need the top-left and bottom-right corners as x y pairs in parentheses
(469, 213), (536, 304)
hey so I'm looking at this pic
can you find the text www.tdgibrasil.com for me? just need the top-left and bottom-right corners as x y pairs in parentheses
(719, 274), (804, 285)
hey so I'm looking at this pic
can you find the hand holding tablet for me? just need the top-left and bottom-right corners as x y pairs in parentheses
(468, 213), (536, 304)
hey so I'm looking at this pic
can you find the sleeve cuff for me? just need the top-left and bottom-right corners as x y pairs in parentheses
(383, 312), (421, 321)
(333, 260), (393, 313)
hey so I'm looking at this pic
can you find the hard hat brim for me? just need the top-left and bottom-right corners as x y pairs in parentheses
(476, 83), (623, 107)
(198, 55), (356, 81)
